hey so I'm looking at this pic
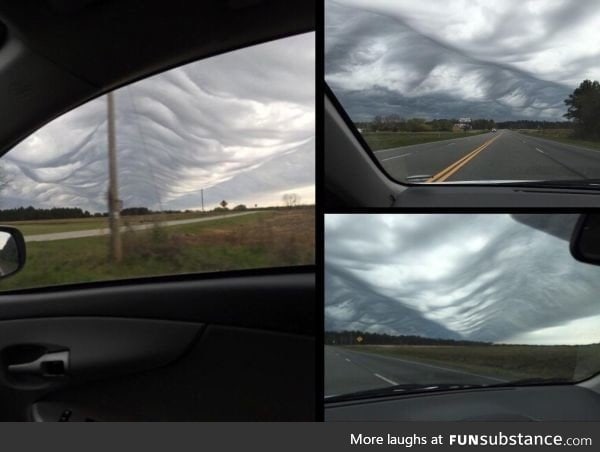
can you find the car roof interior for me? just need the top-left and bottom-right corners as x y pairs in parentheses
(0, 0), (314, 158)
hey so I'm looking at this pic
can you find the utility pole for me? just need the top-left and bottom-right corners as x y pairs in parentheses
(201, 188), (204, 212)
(107, 92), (122, 262)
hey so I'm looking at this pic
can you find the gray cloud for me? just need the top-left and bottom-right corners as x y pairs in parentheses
(325, 214), (600, 345)
(1, 32), (315, 212)
(325, 0), (600, 121)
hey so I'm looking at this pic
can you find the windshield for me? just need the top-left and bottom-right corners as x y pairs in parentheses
(325, 214), (600, 400)
(325, 0), (600, 186)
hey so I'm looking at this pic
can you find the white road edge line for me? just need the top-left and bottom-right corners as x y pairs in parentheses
(381, 153), (411, 162)
(374, 373), (398, 386)
(535, 147), (545, 154)
(345, 358), (351, 362)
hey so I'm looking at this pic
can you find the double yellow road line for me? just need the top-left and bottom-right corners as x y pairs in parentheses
(427, 133), (502, 183)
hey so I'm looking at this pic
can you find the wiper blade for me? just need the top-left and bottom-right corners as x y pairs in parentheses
(495, 179), (600, 190)
(325, 378), (573, 403)
(487, 377), (572, 388)
(325, 383), (486, 403)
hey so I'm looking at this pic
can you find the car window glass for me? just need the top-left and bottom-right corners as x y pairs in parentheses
(0, 32), (315, 291)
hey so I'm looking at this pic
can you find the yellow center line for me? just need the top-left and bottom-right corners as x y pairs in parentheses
(427, 133), (502, 183)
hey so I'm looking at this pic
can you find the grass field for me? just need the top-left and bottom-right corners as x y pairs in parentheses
(0, 207), (314, 291)
(519, 129), (600, 151)
(362, 131), (488, 151)
(343, 344), (600, 382)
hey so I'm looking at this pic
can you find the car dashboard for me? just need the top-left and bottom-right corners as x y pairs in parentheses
(325, 385), (600, 421)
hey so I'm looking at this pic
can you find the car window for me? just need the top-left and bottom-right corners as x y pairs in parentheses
(0, 32), (315, 292)
(325, 214), (600, 399)
(325, 0), (600, 187)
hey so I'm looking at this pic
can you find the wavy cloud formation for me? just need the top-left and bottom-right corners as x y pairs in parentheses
(325, 0), (600, 121)
(325, 214), (600, 345)
(1, 33), (315, 212)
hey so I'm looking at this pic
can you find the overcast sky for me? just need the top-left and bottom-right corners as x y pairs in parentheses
(325, 0), (600, 121)
(1, 32), (314, 212)
(325, 214), (600, 345)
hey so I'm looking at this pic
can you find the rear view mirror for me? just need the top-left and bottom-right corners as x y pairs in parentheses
(0, 227), (26, 279)
(571, 214), (600, 265)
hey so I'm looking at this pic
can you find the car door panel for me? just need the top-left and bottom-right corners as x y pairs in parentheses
(0, 271), (314, 335)
(34, 325), (314, 421)
(0, 268), (315, 421)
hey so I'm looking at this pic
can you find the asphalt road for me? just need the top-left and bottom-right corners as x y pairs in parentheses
(374, 130), (600, 183)
(325, 346), (507, 397)
(24, 211), (259, 242)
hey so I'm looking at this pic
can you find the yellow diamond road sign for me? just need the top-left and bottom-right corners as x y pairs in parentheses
(356, 336), (363, 343)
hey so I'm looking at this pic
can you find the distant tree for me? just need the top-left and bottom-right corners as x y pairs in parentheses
(430, 119), (454, 131)
(471, 119), (496, 130)
(564, 79), (600, 138)
(324, 330), (492, 346)
(496, 120), (572, 130)
(406, 118), (431, 132)
(233, 204), (247, 211)
(282, 193), (300, 207)
(122, 207), (151, 216)
(0, 206), (96, 221)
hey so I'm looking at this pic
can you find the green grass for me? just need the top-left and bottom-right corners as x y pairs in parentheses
(6, 217), (108, 235)
(362, 131), (489, 151)
(519, 129), (600, 151)
(0, 208), (315, 291)
(342, 344), (600, 382)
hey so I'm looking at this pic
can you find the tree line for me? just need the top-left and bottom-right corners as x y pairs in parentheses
(496, 120), (572, 130)
(0, 206), (94, 221)
(0, 202), (313, 221)
(356, 116), (576, 133)
(0, 206), (236, 221)
(354, 78), (600, 139)
(325, 330), (490, 346)
(355, 116), (496, 133)
(564, 79), (600, 139)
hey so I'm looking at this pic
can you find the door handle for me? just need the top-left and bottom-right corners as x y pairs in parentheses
(7, 350), (69, 377)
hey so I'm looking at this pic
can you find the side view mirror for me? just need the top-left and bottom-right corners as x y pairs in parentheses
(0, 226), (26, 279)
(570, 214), (600, 265)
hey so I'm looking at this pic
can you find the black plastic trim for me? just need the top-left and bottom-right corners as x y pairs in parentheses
(0, 270), (315, 335)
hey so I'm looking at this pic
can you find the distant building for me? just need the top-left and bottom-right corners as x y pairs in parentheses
(454, 117), (472, 131)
